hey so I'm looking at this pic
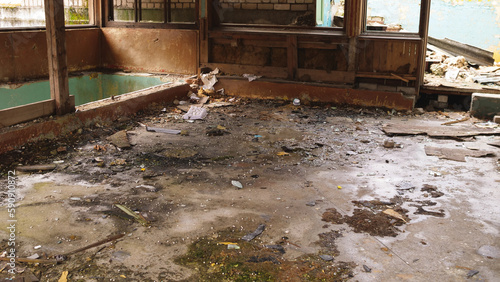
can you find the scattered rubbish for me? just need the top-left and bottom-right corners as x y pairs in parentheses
(277, 152), (290, 156)
(63, 234), (125, 256)
(110, 159), (126, 166)
(27, 254), (40, 260)
(107, 130), (131, 149)
(94, 144), (107, 151)
(206, 126), (228, 136)
(53, 160), (65, 164)
(293, 98), (301, 106)
(319, 254), (334, 261)
(466, 270), (479, 278)
(363, 265), (372, 273)
(227, 244), (240, 250)
(383, 140), (395, 148)
(201, 68), (219, 90)
(34, 245), (41, 250)
(16, 164), (56, 172)
(242, 224), (266, 241)
(306, 201), (316, 207)
(242, 74), (262, 82)
(425, 146), (495, 162)
(146, 126), (181, 135)
(248, 255), (281, 264)
(135, 184), (158, 192)
(204, 101), (233, 108)
(115, 204), (150, 226)
(120, 275), (127, 278)
(441, 117), (469, 126)
(58, 271), (68, 282)
(445, 68), (460, 82)
(183, 106), (208, 120)
(414, 205), (445, 217)
(421, 184), (444, 198)
(337, 186), (342, 189)
(474, 121), (499, 129)
(264, 245), (286, 254)
(231, 180), (243, 189)
(69, 197), (81, 201)
(382, 209), (407, 223)
(112, 250), (131, 261)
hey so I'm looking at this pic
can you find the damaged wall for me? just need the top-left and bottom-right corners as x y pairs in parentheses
(101, 28), (197, 74)
(428, 0), (500, 63)
(0, 28), (101, 82)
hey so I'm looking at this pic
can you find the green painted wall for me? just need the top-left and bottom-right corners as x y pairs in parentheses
(0, 73), (167, 110)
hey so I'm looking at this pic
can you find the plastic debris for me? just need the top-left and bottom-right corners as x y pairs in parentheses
(337, 186), (342, 189)
(231, 180), (243, 189)
(242, 224), (266, 241)
(146, 126), (182, 134)
(293, 98), (301, 106)
(201, 68), (219, 90)
(34, 245), (42, 250)
(277, 152), (290, 156)
(242, 74), (262, 82)
(183, 106), (208, 120)
(363, 265), (372, 273)
(466, 270), (479, 278)
(115, 204), (150, 226)
(319, 255), (334, 261)
(382, 209), (407, 222)
(58, 271), (68, 282)
(227, 244), (240, 250)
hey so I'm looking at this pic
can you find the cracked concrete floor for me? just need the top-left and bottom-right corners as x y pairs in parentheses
(0, 99), (499, 281)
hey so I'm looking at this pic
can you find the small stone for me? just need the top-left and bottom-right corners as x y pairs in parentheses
(231, 180), (243, 189)
(319, 255), (334, 261)
(107, 130), (131, 149)
(363, 265), (372, 272)
(383, 140), (395, 148)
(306, 201), (316, 207)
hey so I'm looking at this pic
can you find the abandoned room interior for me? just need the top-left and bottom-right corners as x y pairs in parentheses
(0, 0), (499, 280)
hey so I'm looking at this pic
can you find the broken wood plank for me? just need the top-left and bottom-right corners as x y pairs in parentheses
(146, 126), (181, 134)
(63, 234), (125, 256)
(427, 37), (494, 66)
(382, 123), (500, 138)
(391, 73), (410, 83)
(441, 117), (469, 125)
(424, 146), (495, 162)
(16, 164), (57, 172)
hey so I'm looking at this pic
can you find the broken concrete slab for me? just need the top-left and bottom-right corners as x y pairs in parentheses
(424, 146), (495, 162)
(107, 130), (131, 149)
(470, 93), (500, 119)
(382, 122), (500, 138)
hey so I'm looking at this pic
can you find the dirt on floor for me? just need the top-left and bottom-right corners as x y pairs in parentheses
(0, 95), (499, 281)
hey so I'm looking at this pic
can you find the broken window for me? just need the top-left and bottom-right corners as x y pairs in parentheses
(365, 0), (420, 33)
(110, 0), (196, 23)
(214, 0), (344, 28)
(0, 0), (91, 28)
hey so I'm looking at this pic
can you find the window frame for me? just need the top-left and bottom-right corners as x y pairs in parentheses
(0, 0), (97, 30)
(103, 0), (199, 28)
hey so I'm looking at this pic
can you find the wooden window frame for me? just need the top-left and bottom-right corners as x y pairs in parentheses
(103, 0), (199, 28)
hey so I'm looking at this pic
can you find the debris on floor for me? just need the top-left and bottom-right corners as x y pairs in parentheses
(424, 146), (495, 162)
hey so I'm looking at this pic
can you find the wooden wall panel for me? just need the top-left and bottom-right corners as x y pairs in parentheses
(101, 28), (198, 74)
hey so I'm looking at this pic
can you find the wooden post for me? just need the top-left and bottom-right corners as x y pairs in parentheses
(287, 35), (297, 80)
(44, 0), (73, 115)
(416, 0), (432, 93)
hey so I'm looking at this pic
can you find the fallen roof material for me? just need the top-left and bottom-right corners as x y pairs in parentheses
(424, 146), (495, 162)
(428, 37), (494, 66)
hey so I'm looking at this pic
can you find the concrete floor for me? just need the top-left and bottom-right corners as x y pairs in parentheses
(1, 99), (499, 281)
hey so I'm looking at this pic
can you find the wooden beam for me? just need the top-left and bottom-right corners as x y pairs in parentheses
(287, 35), (298, 80)
(416, 0), (431, 91)
(0, 100), (55, 128)
(202, 63), (288, 79)
(44, 0), (73, 115)
(296, 69), (355, 84)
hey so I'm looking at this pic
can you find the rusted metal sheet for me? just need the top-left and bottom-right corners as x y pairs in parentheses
(101, 28), (197, 74)
(215, 77), (415, 110)
(0, 84), (190, 155)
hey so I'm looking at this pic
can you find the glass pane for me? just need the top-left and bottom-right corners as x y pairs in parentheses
(170, 0), (196, 23)
(366, 0), (420, 33)
(113, 0), (135, 22)
(317, 0), (344, 27)
(65, 0), (89, 25)
(215, 0), (319, 26)
(141, 0), (164, 22)
(0, 0), (46, 28)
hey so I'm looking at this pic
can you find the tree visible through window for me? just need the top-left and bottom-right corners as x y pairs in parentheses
(0, 0), (90, 28)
